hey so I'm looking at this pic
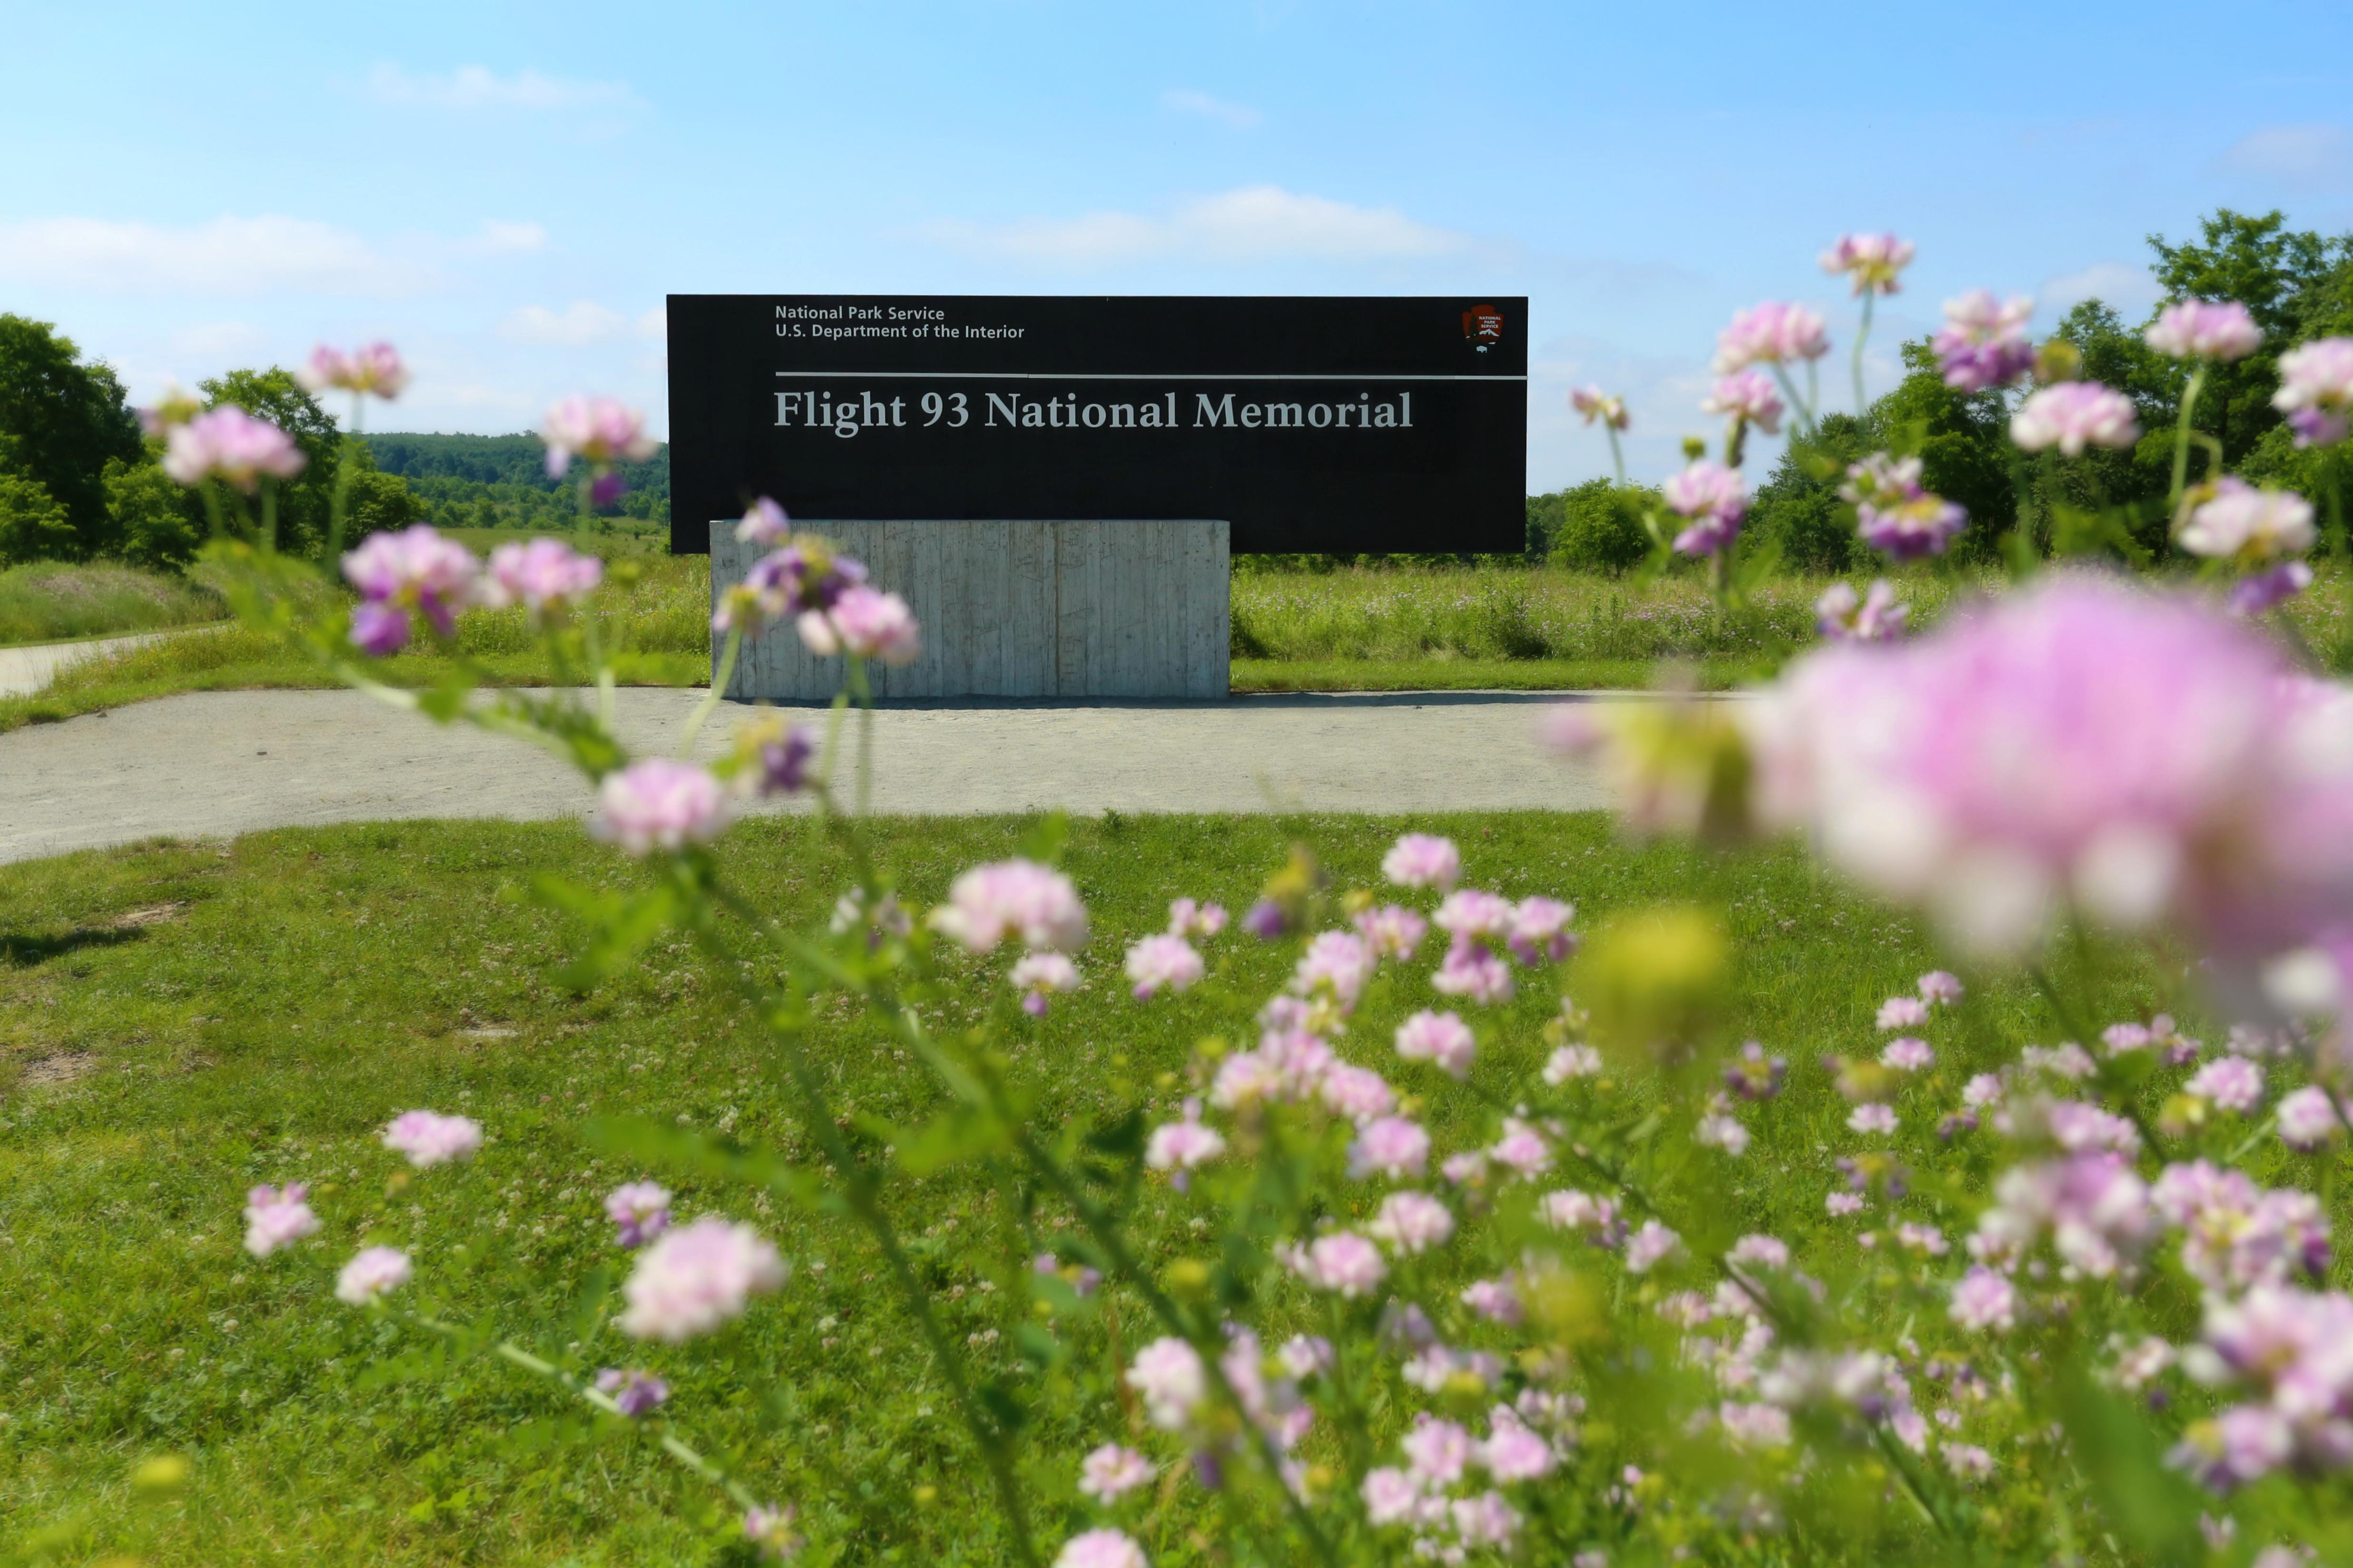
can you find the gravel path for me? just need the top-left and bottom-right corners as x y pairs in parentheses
(0, 687), (1628, 863)
(0, 632), (172, 698)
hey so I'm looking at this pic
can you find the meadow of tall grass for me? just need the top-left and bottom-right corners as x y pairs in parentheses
(0, 561), (227, 646)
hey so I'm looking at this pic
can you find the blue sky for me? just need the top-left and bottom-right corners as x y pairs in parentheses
(6, 0), (2352, 490)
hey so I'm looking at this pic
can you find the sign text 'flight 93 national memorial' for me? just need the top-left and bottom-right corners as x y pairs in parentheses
(666, 295), (1528, 555)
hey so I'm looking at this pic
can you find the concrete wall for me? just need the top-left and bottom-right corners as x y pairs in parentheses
(710, 519), (1230, 701)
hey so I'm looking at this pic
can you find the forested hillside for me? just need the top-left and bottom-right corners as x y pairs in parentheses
(363, 432), (669, 534)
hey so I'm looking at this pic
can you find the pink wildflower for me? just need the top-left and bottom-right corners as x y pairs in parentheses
(335, 1245), (412, 1305)
(617, 1216), (786, 1341)
(1353, 903), (1428, 960)
(1507, 896), (1576, 963)
(1288, 1231), (1388, 1296)
(1816, 580), (1908, 642)
(1701, 371), (1785, 434)
(340, 524), (479, 652)
(743, 1504), (800, 1560)
(542, 395), (657, 478)
(1744, 575), (2353, 958)
(242, 1183), (320, 1257)
(1167, 897), (1227, 938)
(1662, 460), (1747, 557)
(595, 1368), (670, 1417)
(1544, 1044), (1602, 1083)
(1124, 933), (1204, 999)
(797, 585), (921, 665)
(604, 1181), (673, 1247)
(1820, 232), (1916, 295)
(1918, 970), (1964, 1004)
(930, 860), (1087, 953)
(1949, 1266), (2017, 1331)
(2273, 337), (2353, 446)
(1126, 1337), (1206, 1429)
(1487, 1118), (1552, 1178)
(1624, 1220), (1682, 1273)
(591, 759), (731, 856)
(160, 405), (307, 491)
(1461, 1277), (1523, 1324)
(2186, 1057), (2264, 1112)
(1713, 302), (1830, 372)
(2145, 300), (2263, 363)
(1570, 385), (1629, 431)
(1932, 291), (2036, 391)
(1053, 1529), (1147, 1568)
(1849, 1104), (1898, 1135)
(1144, 1099), (1226, 1175)
(481, 537), (602, 615)
(298, 342), (408, 398)
(1367, 1190), (1455, 1254)
(1394, 1009), (1477, 1079)
(1292, 930), (1375, 1007)
(1382, 833), (1462, 891)
(1077, 1444), (1153, 1503)
(1348, 1117), (1431, 1180)
(2010, 382), (2141, 455)
(1881, 1038), (1935, 1070)
(2179, 479), (2315, 563)
(381, 1109), (482, 1167)
(1319, 1062), (1397, 1124)
(1432, 938), (1514, 1004)
(1876, 995), (1930, 1029)
(1402, 1415), (1474, 1486)
(736, 497), (790, 545)
(2276, 1086), (2344, 1150)
(1011, 951), (1080, 1016)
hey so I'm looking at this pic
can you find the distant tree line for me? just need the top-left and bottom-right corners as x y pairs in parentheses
(363, 432), (669, 536)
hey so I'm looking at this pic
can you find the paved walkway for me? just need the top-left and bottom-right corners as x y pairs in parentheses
(0, 688), (1623, 863)
(0, 632), (172, 698)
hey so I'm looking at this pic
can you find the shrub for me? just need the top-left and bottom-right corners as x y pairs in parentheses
(1547, 478), (1652, 573)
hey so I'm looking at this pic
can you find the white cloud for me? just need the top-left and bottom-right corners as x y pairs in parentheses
(916, 185), (1472, 267)
(500, 301), (669, 345)
(0, 215), (433, 297)
(501, 301), (630, 345)
(2041, 260), (2159, 316)
(170, 321), (264, 356)
(2220, 124), (2352, 186)
(1161, 88), (1261, 130)
(473, 220), (548, 255)
(365, 62), (641, 112)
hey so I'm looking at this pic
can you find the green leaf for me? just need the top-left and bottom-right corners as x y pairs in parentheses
(528, 875), (681, 990)
(1017, 812), (1071, 867)
(2053, 1360), (2201, 1565)
(579, 1116), (827, 1211)
(886, 1104), (1012, 1175)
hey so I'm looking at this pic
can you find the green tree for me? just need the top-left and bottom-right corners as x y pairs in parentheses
(0, 314), (144, 558)
(197, 367), (342, 554)
(1546, 478), (1653, 572)
(345, 468), (426, 536)
(105, 450), (203, 569)
(2144, 209), (2352, 469)
(0, 449), (75, 564)
(1873, 343), (2018, 561)
(1748, 414), (1872, 572)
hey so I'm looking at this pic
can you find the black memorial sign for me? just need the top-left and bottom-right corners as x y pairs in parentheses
(666, 295), (1527, 555)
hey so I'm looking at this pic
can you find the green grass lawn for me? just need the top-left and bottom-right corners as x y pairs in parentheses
(0, 811), (2187, 1566)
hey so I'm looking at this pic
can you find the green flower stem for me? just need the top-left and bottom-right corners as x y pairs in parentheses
(1852, 291), (1875, 419)
(401, 1310), (759, 1512)
(680, 623), (744, 750)
(2167, 364), (2207, 511)
(1605, 426), (1626, 487)
(327, 392), (362, 566)
(1769, 363), (1814, 440)
(691, 889), (1045, 1568)
(1004, 1119), (1345, 1568)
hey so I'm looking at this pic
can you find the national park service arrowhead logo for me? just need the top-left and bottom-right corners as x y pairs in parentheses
(1462, 303), (1505, 352)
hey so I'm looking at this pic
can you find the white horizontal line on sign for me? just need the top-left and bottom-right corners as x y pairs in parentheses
(770, 371), (1526, 382)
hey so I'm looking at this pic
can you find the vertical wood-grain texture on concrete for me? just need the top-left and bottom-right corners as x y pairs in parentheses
(711, 520), (1230, 700)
